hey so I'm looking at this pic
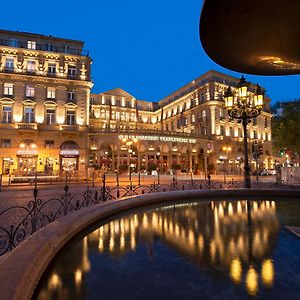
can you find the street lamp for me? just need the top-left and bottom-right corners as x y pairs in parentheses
(224, 76), (264, 188)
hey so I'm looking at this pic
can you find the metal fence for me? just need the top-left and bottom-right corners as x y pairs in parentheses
(0, 176), (289, 256)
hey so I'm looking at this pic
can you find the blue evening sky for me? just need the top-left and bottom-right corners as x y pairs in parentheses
(1, 0), (299, 104)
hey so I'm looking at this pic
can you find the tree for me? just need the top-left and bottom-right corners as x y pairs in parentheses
(272, 101), (300, 155)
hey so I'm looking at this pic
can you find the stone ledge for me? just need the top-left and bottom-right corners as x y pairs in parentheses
(0, 189), (299, 300)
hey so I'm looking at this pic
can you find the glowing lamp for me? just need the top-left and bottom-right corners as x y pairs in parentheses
(237, 75), (248, 98)
(253, 84), (264, 108)
(224, 86), (234, 110)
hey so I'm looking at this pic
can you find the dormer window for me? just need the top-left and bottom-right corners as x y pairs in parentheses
(27, 41), (36, 50)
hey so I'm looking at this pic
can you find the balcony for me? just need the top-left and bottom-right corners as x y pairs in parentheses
(0, 38), (89, 56)
(17, 123), (37, 130)
(0, 67), (90, 81)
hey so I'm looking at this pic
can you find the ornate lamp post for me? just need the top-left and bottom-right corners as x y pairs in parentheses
(224, 76), (264, 188)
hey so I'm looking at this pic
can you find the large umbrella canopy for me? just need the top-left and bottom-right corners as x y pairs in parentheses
(200, 0), (300, 75)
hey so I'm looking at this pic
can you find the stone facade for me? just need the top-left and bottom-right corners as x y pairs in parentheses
(0, 29), (273, 178)
(0, 29), (93, 176)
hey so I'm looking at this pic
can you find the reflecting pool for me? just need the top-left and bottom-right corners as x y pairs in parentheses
(35, 200), (300, 299)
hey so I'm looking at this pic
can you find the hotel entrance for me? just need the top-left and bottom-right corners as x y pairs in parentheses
(16, 140), (38, 175)
(60, 141), (80, 173)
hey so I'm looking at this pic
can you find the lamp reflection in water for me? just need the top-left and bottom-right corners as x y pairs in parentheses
(40, 200), (279, 299)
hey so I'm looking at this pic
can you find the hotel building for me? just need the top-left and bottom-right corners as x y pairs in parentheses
(0, 29), (92, 177)
(0, 29), (273, 178)
(89, 70), (273, 176)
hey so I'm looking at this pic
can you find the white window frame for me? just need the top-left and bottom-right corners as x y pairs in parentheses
(27, 41), (36, 50)
(25, 85), (35, 98)
(47, 87), (56, 99)
(46, 108), (56, 125)
(48, 64), (56, 75)
(67, 65), (76, 76)
(4, 83), (14, 96)
(67, 91), (75, 101)
(27, 60), (36, 73)
(24, 106), (35, 123)
(2, 106), (12, 124)
(5, 58), (14, 70)
(66, 110), (76, 125)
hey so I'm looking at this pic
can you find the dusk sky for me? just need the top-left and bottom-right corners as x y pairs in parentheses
(2, 0), (300, 104)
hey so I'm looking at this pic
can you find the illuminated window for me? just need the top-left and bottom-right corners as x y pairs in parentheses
(27, 60), (36, 74)
(5, 58), (14, 71)
(27, 41), (36, 50)
(24, 107), (35, 123)
(2, 106), (12, 123)
(66, 110), (75, 125)
(47, 87), (56, 99)
(25, 85), (35, 98)
(46, 108), (55, 125)
(191, 114), (195, 123)
(4, 83), (14, 96)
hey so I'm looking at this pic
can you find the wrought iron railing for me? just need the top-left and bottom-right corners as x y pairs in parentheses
(0, 176), (287, 256)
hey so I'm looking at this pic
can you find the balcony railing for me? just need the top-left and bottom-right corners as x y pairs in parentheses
(17, 123), (36, 130)
(0, 67), (90, 81)
(0, 38), (89, 56)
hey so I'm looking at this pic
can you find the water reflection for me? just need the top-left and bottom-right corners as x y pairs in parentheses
(36, 200), (281, 299)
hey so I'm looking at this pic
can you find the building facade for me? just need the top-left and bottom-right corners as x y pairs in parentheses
(89, 70), (273, 176)
(0, 30), (273, 178)
(0, 30), (93, 177)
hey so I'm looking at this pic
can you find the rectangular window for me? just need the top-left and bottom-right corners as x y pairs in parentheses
(202, 110), (206, 121)
(191, 114), (195, 123)
(25, 85), (35, 98)
(220, 125), (225, 136)
(46, 108), (55, 125)
(5, 58), (14, 71)
(27, 41), (36, 50)
(48, 64), (56, 75)
(47, 87), (56, 99)
(24, 107), (35, 123)
(9, 38), (19, 47)
(67, 91), (75, 101)
(116, 99), (121, 106)
(4, 83), (14, 96)
(67, 65), (76, 77)
(2, 106), (12, 123)
(1, 139), (11, 148)
(230, 126), (234, 137)
(47, 44), (53, 51)
(45, 140), (54, 149)
(66, 110), (75, 125)
(27, 60), (36, 74)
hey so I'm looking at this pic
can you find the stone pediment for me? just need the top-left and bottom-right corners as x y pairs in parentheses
(102, 88), (134, 99)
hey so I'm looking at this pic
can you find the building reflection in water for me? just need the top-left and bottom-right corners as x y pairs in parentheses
(39, 200), (279, 299)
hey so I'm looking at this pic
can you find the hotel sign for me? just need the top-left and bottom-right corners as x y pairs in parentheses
(17, 149), (38, 155)
(60, 150), (80, 156)
(119, 135), (196, 144)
